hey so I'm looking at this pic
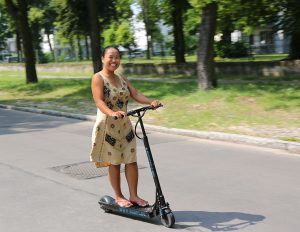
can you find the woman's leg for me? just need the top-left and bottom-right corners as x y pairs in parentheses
(125, 162), (138, 198)
(108, 164), (123, 198)
(125, 162), (148, 206)
(108, 164), (132, 207)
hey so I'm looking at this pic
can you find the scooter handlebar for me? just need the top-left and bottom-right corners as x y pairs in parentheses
(112, 104), (163, 120)
(127, 104), (163, 117)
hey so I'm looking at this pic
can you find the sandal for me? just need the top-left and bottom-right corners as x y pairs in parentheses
(115, 198), (133, 208)
(130, 198), (149, 207)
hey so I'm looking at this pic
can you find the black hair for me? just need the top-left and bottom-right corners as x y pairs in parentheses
(101, 45), (120, 57)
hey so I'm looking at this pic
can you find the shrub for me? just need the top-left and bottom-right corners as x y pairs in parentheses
(215, 41), (249, 58)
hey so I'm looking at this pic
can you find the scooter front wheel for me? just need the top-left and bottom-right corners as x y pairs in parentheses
(160, 208), (175, 228)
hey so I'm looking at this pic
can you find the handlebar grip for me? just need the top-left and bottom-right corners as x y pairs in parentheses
(152, 104), (163, 110)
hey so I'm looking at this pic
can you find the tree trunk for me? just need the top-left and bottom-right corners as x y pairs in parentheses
(220, 29), (232, 44)
(142, 0), (151, 59)
(5, 0), (38, 83)
(16, 32), (22, 62)
(77, 35), (83, 61)
(46, 33), (55, 61)
(85, 35), (90, 60)
(220, 15), (233, 44)
(146, 32), (152, 59)
(197, 2), (218, 90)
(289, 30), (300, 59)
(171, 0), (186, 64)
(87, 0), (101, 73)
(68, 38), (75, 60)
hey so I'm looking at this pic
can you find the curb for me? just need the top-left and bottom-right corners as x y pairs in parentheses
(0, 104), (96, 121)
(1, 104), (300, 154)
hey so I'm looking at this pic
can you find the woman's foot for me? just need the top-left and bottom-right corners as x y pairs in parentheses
(129, 197), (149, 207)
(115, 197), (133, 208)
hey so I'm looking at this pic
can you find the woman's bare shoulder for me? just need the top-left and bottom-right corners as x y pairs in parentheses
(92, 72), (104, 82)
(91, 73), (105, 91)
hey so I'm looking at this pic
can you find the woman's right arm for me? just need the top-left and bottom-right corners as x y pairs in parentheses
(91, 74), (125, 118)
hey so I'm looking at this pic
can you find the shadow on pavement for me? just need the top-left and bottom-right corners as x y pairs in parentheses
(0, 108), (83, 135)
(173, 211), (265, 231)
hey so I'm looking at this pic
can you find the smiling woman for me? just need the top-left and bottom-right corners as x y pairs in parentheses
(90, 45), (161, 208)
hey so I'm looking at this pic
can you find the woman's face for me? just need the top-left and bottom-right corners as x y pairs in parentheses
(101, 48), (120, 72)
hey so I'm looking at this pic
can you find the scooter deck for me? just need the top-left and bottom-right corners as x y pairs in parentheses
(99, 196), (157, 218)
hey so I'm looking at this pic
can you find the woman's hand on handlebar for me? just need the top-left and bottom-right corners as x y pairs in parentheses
(150, 100), (162, 109)
(110, 111), (126, 119)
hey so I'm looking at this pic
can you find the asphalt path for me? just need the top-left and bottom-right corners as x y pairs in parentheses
(1, 108), (300, 232)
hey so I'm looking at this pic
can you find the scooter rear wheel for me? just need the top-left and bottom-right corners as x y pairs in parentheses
(160, 209), (175, 228)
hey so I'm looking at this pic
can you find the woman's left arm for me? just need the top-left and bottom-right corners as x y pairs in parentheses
(125, 77), (161, 107)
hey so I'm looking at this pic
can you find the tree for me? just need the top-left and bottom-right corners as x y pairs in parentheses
(53, 0), (130, 71)
(169, 0), (190, 63)
(0, 6), (11, 52)
(102, 0), (134, 52)
(183, 6), (200, 54)
(28, 4), (51, 63)
(160, 0), (191, 63)
(87, 0), (132, 72)
(103, 21), (135, 50)
(137, 0), (161, 59)
(87, 0), (101, 73)
(196, 2), (218, 90)
(53, 0), (90, 61)
(4, 0), (38, 83)
(41, 2), (57, 61)
(275, 0), (300, 59)
(216, 0), (300, 60)
(216, 1), (238, 44)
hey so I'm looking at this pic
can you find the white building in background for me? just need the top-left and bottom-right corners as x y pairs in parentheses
(5, 38), (17, 53)
(231, 27), (290, 54)
(0, 37), (17, 62)
(273, 30), (288, 53)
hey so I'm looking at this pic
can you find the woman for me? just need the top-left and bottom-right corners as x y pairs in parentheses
(90, 46), (161, 208)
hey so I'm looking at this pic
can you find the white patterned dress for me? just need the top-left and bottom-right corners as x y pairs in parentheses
(90, 73), (137, 167)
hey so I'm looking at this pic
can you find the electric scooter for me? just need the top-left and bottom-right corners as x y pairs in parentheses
(98, 105), (175, 228)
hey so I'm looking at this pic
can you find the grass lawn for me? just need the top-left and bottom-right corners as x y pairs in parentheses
(0, 72), (299, 142)
(11, 53), (286, 65)
(122, 53), (288, 63)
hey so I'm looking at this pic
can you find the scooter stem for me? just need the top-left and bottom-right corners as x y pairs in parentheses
(137, 112), (166, 206)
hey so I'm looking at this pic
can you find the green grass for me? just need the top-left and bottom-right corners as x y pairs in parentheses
(0, 72), (299, 141)
(106, 53), (288, 63)
(132, 81), (300, 127)
(215, 53), (288, 62)
(3, 53), (285, 65)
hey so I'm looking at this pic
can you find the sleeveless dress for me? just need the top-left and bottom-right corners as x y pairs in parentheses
(90, 73), (137, 167)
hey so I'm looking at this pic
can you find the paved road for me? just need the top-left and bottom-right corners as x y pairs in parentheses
(1, 108), (300, 232)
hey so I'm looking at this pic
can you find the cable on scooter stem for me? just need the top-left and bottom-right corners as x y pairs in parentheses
(112, 104), (163, 139)
(129, 104), (163, 140)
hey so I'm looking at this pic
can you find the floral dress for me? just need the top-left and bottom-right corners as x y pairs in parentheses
(90, 73), (137, 167)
